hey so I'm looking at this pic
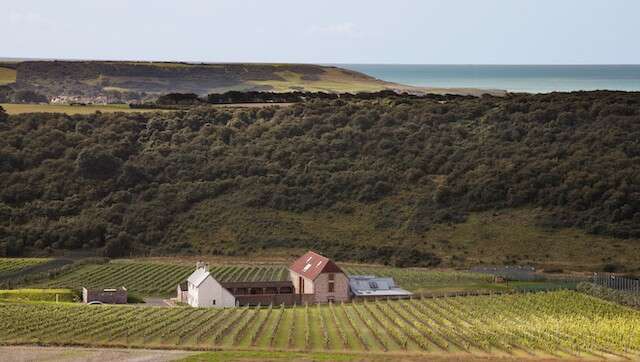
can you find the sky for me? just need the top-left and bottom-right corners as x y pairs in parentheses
(3, 0), (639, 64)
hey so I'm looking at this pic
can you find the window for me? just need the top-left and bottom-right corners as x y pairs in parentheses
(212, 299), (216, 305)
(328, 273), (335, 281)
(328, 281), (335, 293)
(369, 281), (378, 289)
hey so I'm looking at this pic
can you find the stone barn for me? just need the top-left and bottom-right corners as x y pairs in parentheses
(289, 251), (349, 303)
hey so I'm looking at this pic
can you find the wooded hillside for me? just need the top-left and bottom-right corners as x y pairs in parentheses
(0, 91), (639, 268)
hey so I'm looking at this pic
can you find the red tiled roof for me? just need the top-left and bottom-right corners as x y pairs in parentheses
(288, 251), (343, 281)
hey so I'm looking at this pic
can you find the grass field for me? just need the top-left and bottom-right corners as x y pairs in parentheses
(0, 291), (637, 359)
(0, 288), (76, 302)
(0, 67), (16, 85)
(182, 193), (640, 272)
(0, 258), (49, 275)
(249, 69), (389, 93)
(0, 103), (163, 115)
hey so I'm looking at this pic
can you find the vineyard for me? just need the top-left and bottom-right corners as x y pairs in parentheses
(342, 265), (495, 293)
(0, 291), (638, 358)
(29, 261), (290, 296)
(0, 258), (49, 275)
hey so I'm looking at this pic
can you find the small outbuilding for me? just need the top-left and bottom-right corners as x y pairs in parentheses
(348, 275), (413, 299)
(82, 287), (128, 304)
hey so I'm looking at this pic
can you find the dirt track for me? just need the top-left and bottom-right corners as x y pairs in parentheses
(0, 346), (190, 362)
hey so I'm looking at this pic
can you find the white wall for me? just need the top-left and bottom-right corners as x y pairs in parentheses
(188, 275), (235, 308)
(290, 270), (314, 294)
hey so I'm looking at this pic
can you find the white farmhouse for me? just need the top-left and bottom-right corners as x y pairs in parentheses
(183, 263), (236, 308)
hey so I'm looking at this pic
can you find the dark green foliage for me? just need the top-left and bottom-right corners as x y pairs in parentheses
(205, 89), (443, 104)
(0, 91), (639, 263)
(157, 93), (202, 105)
(12, 89), (48, 103)
(76, 146), (123, 179)
(0, 87), (13, 103)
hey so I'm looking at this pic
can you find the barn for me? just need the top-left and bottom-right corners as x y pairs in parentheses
(289, 251), (349, 303)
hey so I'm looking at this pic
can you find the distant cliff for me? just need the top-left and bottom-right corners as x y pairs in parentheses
(5, 60), (503, 102)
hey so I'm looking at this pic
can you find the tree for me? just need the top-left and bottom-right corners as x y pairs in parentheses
(76, 146), (123, 179)
(12, 90), (48, 103)
(0, 106), (6, 122)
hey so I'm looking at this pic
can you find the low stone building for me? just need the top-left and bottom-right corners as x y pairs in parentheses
(82, 287), (127, 304)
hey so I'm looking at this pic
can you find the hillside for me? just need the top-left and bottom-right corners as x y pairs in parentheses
(0, 91), (639, 271)
(1, 60), (503, 102)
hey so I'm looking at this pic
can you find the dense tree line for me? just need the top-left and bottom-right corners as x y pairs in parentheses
(0, 92), (639, 265)
(0, 87), (48, 104)
(151, 90), (472, 106)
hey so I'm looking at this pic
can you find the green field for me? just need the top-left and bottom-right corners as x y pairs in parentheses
(0, 67), (16, 85)
(0, 258), (49, 275)
(0, 291), (637, 358)
(0, 289), (76, 302)
(249, 69), (388, 93)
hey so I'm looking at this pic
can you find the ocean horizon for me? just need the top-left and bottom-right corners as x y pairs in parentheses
(337, 64), (640, 93)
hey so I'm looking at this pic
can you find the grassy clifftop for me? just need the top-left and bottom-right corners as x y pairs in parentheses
(12, 61), (391, 96)
(8, 60), (502, 98)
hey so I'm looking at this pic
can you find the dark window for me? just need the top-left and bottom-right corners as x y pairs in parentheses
(279, 286), (293, 294)
(328, 273), (335, 281)
(236, 288), (248, 295)
(328, 281), (335, 293)
(212, 299), (216, 305)
(369, 281), (378, 289)
(265, 287), (278, 294)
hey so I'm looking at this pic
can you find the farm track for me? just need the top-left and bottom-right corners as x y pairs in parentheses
(0, 291), (639, 358)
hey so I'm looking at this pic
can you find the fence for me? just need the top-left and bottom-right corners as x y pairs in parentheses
(593, 273), (640, 294)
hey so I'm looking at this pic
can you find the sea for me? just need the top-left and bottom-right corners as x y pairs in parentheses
(338, 64), (640, 93)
